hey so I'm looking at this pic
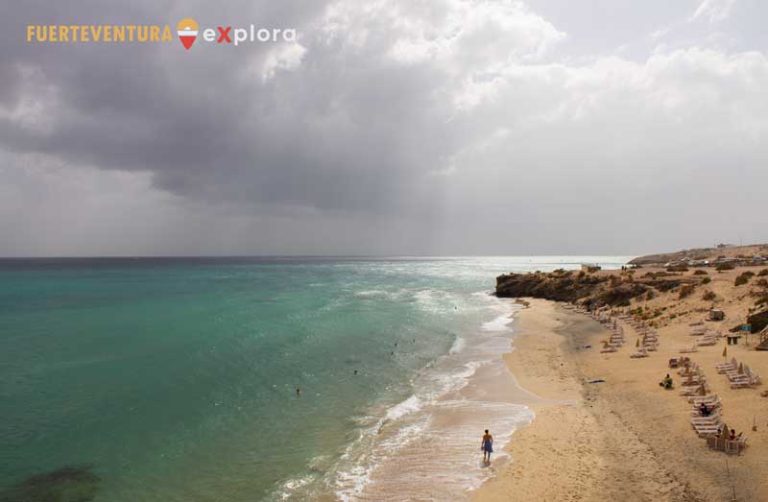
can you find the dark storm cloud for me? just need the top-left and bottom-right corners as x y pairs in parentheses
(0, 0), (462, 215)
(1, 0), (768, 255)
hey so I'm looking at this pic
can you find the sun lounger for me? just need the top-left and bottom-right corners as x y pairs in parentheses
(669, 357), (690, 368)
(695, 423), (724, 437)
(716, 358), (738, 374)
(729, 368), (760, 388)
(725, 364), (748, 381)
(630, 349), (648, 358)
(691, 413), (722, 427)
(725, 435), (747, 455)
(682, 376), (706, 386)
(707, 435), (728, 451)
(691, 403), (720, 416)
(691, 397), (721, 409)
(689, 394), (719, 405)
(693, 420), (724, 437)
(691, 326), (706, 336)
(680, 383), (709, 397)
(679, 344), (698, 353)
(678, 364), (699, 376)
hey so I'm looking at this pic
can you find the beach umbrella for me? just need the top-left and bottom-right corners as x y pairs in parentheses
(636, 338), (640, 347)
(738, 362), (744, 374)
(722, 345), (727, 358)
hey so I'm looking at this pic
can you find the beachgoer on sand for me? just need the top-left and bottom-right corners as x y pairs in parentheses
(481, 429), (493, 463)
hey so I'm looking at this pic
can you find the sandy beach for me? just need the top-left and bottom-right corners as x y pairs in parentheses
(475, 270), (768, 502)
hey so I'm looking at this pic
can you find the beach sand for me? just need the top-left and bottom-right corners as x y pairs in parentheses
(475, 291), (768, 501)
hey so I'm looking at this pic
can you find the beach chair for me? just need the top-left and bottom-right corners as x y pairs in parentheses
(691, 412), (722, 427)
(630, 348), (648, 358)
(725, 364), (747, 382)
(730, 367), (760, 388)
(716, 357), (737, 374)
(678, 363), (699, 377)
(669, 357), (690, 369)
(691, 396), (721, 410)
(693, 421), (724, 438)
(689, 393), (718, 405)
(679, 344), (698, 353)
(725, 435), (748, 455)
(691, 402), (720, 416)
(742, 366), (761, 385)
(682, 374), (706, 387)
(707, 434), (728, 451)
(680, 383), (709, 397)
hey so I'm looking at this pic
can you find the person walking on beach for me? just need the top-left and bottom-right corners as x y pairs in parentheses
(481, 429), (493, 464)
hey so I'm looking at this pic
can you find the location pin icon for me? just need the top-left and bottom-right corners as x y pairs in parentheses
(177, 18), (198, 50)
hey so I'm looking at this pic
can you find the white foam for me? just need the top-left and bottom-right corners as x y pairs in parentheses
(449, 336), (466, 354)
(354, 288), (407, 300)
(385, 395), (423, 422)
(354, 289), (386, 298)
(333, 417), (430, 501)
(481, 314), (513, 332)
(276, 474), (315, 500)
(286, 287), (529, 500)
(413, 289), (440, 312)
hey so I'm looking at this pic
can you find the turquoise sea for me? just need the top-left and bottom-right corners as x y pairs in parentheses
(0, 257), (628, 501)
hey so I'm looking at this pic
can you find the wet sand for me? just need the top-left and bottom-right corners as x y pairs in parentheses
(474, 299), (702, 501)
(341, 303), (535, 501)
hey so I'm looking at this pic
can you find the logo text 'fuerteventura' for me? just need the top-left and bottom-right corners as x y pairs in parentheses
(26, 18), (297, 49)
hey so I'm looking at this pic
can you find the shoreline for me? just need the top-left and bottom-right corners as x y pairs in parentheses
(474, 299), (699, 501)
(321, 294), (535, 500)
(474, 289), (768, 501)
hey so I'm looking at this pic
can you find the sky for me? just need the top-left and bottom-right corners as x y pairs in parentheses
(1, 0), (766, 257)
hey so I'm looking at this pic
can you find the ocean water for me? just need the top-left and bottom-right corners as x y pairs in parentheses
(0, 256), (628, 501)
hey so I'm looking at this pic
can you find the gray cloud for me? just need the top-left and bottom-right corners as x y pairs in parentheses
(1, 0), (767, 256)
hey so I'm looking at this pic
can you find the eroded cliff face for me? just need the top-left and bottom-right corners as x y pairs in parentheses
(494, 269), (691, 309)
(495, 271), (605, 303)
